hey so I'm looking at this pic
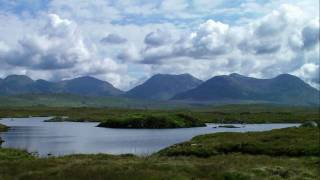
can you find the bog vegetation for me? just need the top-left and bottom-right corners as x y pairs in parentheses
(0, 104), (319, 124)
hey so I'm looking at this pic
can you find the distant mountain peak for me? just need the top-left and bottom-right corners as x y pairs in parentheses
(66, 76), (101, 82)
(36, 79), (49, 83)
(152, 73), (193, 78)
(4, 75), (34, 85)
(275, 73), (299, 80)
(229, 73), (245, 78)
(77, 76), (92, 79)
(126, 73), (203, 100)
(5, 74), (33, 81)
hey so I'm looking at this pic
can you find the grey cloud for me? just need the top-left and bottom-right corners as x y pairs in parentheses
(255, 42), (281, 55)
(144, 29), (172, 47)
(302, 22), (320, 49)
(254, 21), (287, 37)
(239, 40), (281, 55)
(100, 33), (127, 45)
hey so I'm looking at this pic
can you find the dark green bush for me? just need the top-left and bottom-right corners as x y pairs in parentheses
(98, 113), (205, 129)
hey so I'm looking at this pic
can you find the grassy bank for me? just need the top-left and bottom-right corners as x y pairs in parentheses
(0, 127), (319, 179)
(0, 104), (319, 124)
(158, 127), (320, 157)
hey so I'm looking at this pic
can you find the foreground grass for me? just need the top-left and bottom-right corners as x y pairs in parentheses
(0, 152), (318, 180)
(158, 127), (320, 157)
(0, 127), (319, 179)
(0, 104), (319, 124)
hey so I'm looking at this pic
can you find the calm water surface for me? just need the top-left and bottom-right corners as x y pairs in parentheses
(0, 117), (299, 156)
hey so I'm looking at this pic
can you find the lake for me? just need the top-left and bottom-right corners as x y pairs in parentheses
(0, 117), (299, 157)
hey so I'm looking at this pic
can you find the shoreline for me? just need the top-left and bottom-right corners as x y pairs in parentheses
(0, 124), (307, 158)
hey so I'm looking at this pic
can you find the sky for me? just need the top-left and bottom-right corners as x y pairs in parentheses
(0, 0), (319, 90)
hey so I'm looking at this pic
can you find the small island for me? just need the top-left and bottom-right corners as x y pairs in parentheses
(97, 113), (206, 129)
(217, 125), (241, 128)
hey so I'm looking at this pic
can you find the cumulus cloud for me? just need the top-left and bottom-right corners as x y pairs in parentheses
(137, 4), (318, 61)
(144, 29), (172, 47)
(117, 4), (319, 88)
(117, 44), (141, 62)
(100, 33), (127, 45)
(130, 20), (236, 64)
(0, 1), (319, 90)
(3, 14), (90, 70)
(302, 19), (320, 50)
(0, 13), (129, 89)
(293, 63), (320, 88)
(182, 20), (233, 58)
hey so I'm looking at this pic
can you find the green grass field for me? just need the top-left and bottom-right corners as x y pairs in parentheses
(0, 94), (198, 109)
(158, 127), (320, 157)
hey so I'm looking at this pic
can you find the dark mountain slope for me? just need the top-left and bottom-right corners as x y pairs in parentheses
(0, 75), (123, 97)
(0, 75), (38, 95)
(126, 74), (203, 100)
(173, 73), (319, 105)
(59, 76), (123, 96)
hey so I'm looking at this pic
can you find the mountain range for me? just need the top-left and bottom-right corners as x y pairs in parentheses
(0, 73), (319, 106)
(0, 75), (123, 96)
(173, 73), (319, 105)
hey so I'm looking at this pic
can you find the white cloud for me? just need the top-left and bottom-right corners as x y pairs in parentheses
(0, 13), (130, 89)
(0, 1), (319, 90)
(4, 14), (90, 70)
(117, 4), (319, 88)
(293, 63), (320, 88)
